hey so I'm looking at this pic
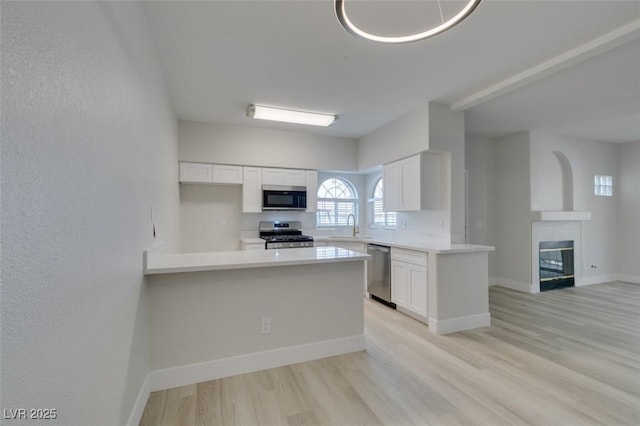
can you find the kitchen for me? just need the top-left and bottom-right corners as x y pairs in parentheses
(2, 1), (639, 426)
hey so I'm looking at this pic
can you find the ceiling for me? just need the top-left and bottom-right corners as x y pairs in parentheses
(142, 0), (640, 143)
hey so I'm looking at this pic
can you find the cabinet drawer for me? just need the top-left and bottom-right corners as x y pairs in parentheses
(391, 248), (427, 266)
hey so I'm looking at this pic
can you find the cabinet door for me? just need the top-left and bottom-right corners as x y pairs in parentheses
(179, 162), (213, 183)
(305, 170), (318, 213)
(400, 155), (421, 211)
(391, 261), (409, 307)
(408, 264), (428, 316)
(383, 161), (402, 212)
(420, 152), (441, 210)
(212, 164), (243, 184)
(242, 167), (262, 213)
(284, 169), (306, 186)
(262, 168), (285, 185)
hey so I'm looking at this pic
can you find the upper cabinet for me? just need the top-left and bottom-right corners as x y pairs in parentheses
(179, 162), (317, 213)
(242, 167), (262, 213)
(241, 167), (318, 213)
(383, 152), (441, 211)
(212, 164), (243, 184)
(262, 168), (307, 186)
(179, 162), (213, 184)
(305, 170), (318, 213)
(179, 162), (242, 185)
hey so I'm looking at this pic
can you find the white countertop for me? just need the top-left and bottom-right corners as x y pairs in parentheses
(144, 246), (369, 275)
(314, 236), (494, 254)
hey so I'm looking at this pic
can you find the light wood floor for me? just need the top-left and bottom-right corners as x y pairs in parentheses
(139, 282), (640, 425)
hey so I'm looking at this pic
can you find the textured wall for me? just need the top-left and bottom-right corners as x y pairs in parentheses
(1, 2), (179, 425)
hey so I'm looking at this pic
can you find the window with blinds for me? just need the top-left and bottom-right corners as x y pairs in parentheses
(316, 178), (358, 227)
(369, 178), (396, 228)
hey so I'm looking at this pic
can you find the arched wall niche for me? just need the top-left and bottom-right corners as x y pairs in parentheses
(553, 151), (574, 211)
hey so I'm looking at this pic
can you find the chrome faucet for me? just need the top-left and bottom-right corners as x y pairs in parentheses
(347, 214), (358, 237)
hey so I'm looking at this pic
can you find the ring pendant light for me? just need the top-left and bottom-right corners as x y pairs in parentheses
(334, 0), (482, 44)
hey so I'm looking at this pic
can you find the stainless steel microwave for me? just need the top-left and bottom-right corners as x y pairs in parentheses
(262, 185), (307, 211)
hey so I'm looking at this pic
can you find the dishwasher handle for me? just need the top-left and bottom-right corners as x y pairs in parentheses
(367, 244), (390, 253)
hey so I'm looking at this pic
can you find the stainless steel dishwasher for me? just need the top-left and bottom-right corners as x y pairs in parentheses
(367, 244), (395, 308)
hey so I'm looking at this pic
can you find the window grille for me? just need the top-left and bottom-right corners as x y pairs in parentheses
(316, 178), (358, 227)
(594, 175), (613, 197)
(368, 177), (396, 228)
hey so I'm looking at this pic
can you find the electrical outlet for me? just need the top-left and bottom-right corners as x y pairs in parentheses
(261, 317), (271, 334)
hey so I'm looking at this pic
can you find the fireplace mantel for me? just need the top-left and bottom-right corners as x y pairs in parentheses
(530, 211), (591, 221)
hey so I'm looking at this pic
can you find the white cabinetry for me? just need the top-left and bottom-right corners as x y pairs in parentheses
(262, 168), (307, 186)
(180, 162), (242, 185)
(383, 161), (402, 211)
(179, 162), (213, 183)
(212, 164), (243, 184)
(391, 248), (428, 320)
(181, 162), (316, 213)
(383, 152), (440, 211)
(305, 170), (318, 213)
(241, 241), (265, 250)
(242, 167), (262, 213)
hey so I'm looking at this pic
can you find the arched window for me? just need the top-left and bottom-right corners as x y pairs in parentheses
(369, 177), (396, 228)
(316, 178), (358, 227)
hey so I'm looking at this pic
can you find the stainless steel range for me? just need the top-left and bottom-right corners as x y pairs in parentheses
(259, 221), (314, 249)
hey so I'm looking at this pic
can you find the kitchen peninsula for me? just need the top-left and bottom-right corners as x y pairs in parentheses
(143, 246), (368, 391)
(316, 236), (495, 335)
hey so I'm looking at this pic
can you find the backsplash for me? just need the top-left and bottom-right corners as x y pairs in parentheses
(182, 185), (452, 252)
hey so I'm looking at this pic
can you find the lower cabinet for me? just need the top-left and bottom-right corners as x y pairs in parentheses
(391, 248), (428, 320)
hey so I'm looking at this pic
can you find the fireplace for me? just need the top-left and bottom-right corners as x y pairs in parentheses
(539, 240), (575, 291)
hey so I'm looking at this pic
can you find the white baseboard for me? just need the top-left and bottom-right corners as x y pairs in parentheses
(148, 334), (366, 392)
(489, 277), (499, 286)
(576, 273), (619, 287)
(618, 274), (640, 284)
(493, 277), (532, 293)
(126, 374), (151, 426)
(396, 306), (428, 324)
(428, 313), (491, 335)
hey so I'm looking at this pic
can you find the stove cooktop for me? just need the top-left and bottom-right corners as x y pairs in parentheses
(261, 235), (314, 243)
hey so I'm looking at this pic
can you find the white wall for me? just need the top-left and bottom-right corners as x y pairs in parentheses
(1, 2), (180, 425)
(617, 141), (640, 283)
(357, 105), (429, 170)
(180, 185), (243, 252)
(530, 132), (619, 283)
(494, 132), (532, 287)
(465, 135), (497, 277)
(147, 262), (364, 372)
(429, 103), (466, 243)
(179, 120), (358, 171)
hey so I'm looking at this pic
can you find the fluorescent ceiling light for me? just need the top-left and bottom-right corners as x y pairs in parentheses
(334, 0), (482, 44)
(247, 104), (338, 127)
